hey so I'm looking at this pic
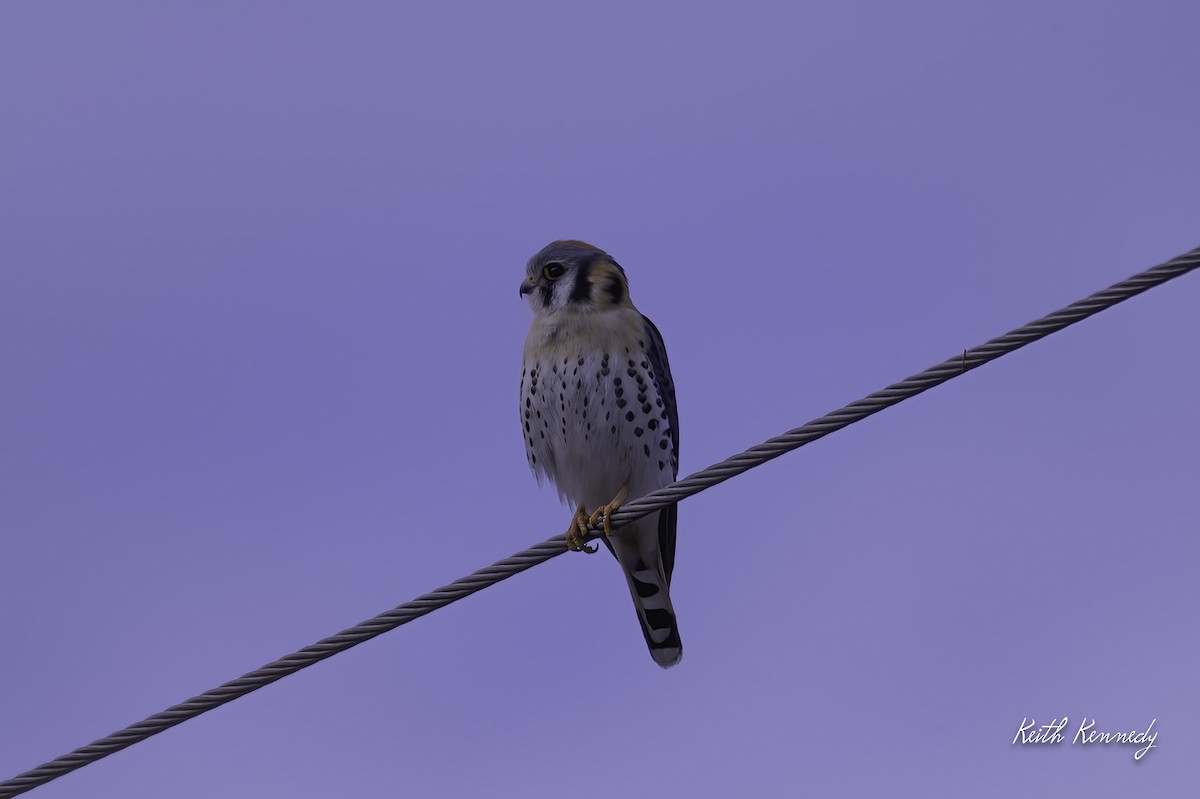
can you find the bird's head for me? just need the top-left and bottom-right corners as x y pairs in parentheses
(520, 240), (632, 315)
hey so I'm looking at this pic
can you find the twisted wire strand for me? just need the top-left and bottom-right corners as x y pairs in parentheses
(2, 246), (1196, 798)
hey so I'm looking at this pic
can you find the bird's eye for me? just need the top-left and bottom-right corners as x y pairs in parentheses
(543, 263), (566, 280)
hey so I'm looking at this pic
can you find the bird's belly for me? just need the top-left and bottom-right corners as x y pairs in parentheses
(522, 351), (674, 509)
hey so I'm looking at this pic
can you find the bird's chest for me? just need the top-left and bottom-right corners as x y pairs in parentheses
(521, 344), (671, 506)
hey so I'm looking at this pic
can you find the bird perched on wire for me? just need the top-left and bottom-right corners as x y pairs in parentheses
(519, 240), (682, 668)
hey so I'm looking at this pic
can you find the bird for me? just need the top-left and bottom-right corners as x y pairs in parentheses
(519, 240), (682, 668)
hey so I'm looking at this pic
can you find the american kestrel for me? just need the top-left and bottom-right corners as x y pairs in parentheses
(519, 240), (682, 668)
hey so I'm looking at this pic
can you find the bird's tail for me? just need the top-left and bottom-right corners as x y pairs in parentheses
(607, 512), (682, 668)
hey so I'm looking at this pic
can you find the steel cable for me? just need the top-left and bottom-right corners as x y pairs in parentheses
(1, 245), (1196, 798)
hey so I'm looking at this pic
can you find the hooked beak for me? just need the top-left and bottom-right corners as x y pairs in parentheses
(519, 276), (536, 297)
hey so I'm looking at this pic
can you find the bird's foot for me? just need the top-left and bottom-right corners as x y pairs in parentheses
(587, 483), (629, 539)
(565, 505), (598, 554)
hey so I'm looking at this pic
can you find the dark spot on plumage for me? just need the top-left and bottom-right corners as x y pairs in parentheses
(659, 460), (665, 471)
(627, 359), (635, 367)
(577, 357), (584, 366)
(640, 360), (648, 369)
(638, 339), (644, 347)
(531, 453), (536, 463)
(626, 411), (635, 422)
(539, 431), (544, 438)
(643, 444), (650, 457)
(626, 368), (636, 378)
(634, 427), (643, 437)
(587, 422), (591, 430)
(648, 419), (657, 430)
(637, 392), (646, 403)
(536, 410), (541, 419)
(583, 396), (588, 406)
(632, 576), (659, 598)
(576, 379), (581, 389)
(563, 356), (568, 364)
(525, 398), (530, 408)
(642, 402), (652, 413)
(616, 398), (627, 408)
(605, 272), (624, 304)
(572, 367), (577, 375)
(661, 410), (668, 419)
(656, 398), (662, 407)
(605, 411), (610, 420)
(524, 422), (530, 432)
(601, 366), (610, 376)
(659, 440), (668, 450)
(644, 608), (673, 630)
(552, 364), (557, 373)
(611, 425), (616, 433)
(615, 387), (624, 398)
(613, 377), (622, 386)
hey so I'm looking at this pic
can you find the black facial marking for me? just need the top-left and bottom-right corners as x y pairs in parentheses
(538, 283), (554, 306)
(605, 273), (624, 304)
(569, 260), (593, 304)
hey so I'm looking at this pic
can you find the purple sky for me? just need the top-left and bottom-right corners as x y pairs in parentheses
(2, 3), (1197, 797)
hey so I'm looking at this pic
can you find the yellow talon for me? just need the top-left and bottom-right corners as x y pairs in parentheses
(565, 505), (598, 554)
(587, 483), (629, 540)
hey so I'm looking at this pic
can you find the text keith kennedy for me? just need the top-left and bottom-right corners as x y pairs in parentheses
(1014, 717), (1157, 761)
